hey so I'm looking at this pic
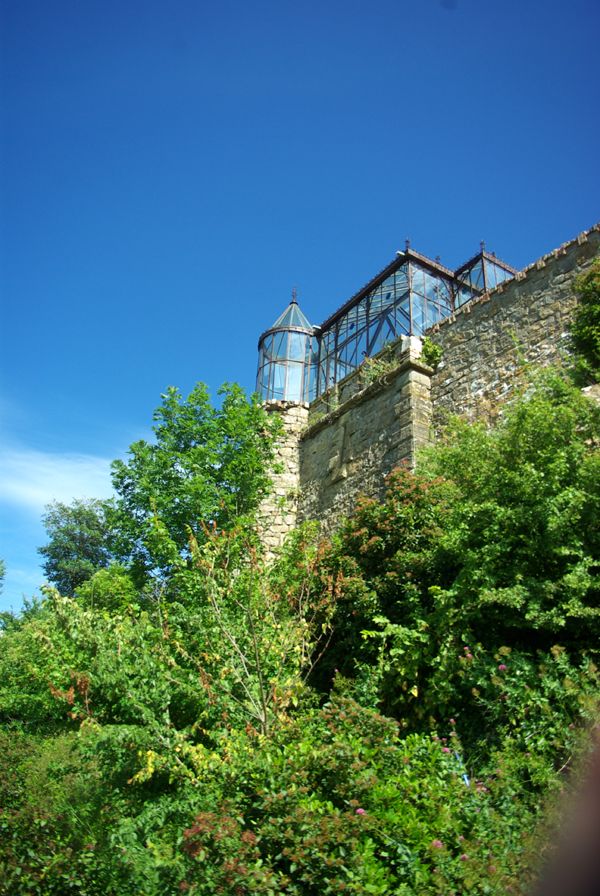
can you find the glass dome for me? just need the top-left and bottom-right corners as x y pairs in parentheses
(256, 292), (314, 403)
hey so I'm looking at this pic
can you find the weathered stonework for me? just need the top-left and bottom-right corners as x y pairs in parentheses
(258, 402), (309, 553)
(297, 336), (433, 534)
(262, 224), (599, 545)
(428, 225), (600, 426)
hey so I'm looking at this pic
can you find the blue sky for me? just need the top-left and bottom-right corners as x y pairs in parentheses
(1, 0), (599, 611)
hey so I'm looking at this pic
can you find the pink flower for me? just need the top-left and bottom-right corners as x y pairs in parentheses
(431, 839), (444, 849)
(355, 807), (366, 815)
(498, 663), (508, 672)
(449, 718), (456, 726)
(442, 746), (451, 753)
(460, 853), (469, 861)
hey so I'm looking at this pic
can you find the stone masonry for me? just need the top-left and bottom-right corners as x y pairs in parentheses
(297, 336), (432, 532)
(258, 402), (309, 553)
(428, 224), (600, 428)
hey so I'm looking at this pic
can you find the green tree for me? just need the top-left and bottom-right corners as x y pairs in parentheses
(110, 382), (280, 580)
(38, 499), (112, 596)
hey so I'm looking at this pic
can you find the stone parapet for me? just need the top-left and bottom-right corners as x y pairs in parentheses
(298, 342), (433, 534)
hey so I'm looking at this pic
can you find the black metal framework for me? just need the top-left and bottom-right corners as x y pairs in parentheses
(454, 249), (515, 308)
(256, 246), (516, 403)
(315, 251), (455, 395)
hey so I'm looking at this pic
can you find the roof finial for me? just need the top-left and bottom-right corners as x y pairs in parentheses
(405, 238), (411, 252)
(291, 287), (298, 304)
(480, 240), (486, 252)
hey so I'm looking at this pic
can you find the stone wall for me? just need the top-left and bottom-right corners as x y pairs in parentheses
(263, 224), (599, 543)
(297, 337), (433, 533)
(429, 225), (600, 425)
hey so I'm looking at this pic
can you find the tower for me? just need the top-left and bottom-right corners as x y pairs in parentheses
(256, 290), (314, 403)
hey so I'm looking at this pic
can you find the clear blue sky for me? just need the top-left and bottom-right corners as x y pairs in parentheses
(1, 0), (599, 611)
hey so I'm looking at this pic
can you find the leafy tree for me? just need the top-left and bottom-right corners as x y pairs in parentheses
(109, 382), (281, 580)
(36, 383), (281, 593)
(571, 260), (600, 382)
(0, 559), (4, 594)
(75, 563), (140, 613)
(38, 499), (112, 596)
(178, 523), (336, 736)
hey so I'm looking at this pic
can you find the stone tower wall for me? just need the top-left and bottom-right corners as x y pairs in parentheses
(258, 402), (309, 554)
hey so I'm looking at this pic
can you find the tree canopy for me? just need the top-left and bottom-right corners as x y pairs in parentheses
(109, 382), (280, 579)
(38, 499), (112, 596)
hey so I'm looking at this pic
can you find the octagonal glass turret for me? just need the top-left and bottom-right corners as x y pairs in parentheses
(256, 294), (315, 403)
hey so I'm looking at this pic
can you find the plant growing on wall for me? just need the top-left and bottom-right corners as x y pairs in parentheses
(420, 336), (444, 370)
(571, 260), (600, 382)
(361, 345), (398, 385)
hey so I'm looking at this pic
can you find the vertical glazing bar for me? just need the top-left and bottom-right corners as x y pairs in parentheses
(408, 261), (414, 336)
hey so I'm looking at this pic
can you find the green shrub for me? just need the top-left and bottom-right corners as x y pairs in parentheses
(420, 336), (444, 370)
(571, 260), (600, 382)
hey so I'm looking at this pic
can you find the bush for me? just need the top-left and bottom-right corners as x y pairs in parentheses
(571, 260), (600, 382)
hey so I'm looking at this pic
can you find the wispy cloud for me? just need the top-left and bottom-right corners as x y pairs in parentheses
(0, 444), (114, 515)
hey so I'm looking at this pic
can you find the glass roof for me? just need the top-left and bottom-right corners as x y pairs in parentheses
(257, 243), (517, 404)
(270, 299), (313, 332)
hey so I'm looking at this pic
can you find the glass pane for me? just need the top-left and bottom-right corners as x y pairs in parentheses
(271, 302), (312, 331)
(470, 262), (484, 290)
(260, 364), (270, 394)
(495, 265), (513, 285)
(410, 265), (425, 296)
(273, 332), (287, 358)
(411, 294), (426, 334)
(288, 332), (307, 361)
(397, 297), (410, 333)
(286, 364), (303, 401)
(455, 285), (472, 308)
(484, 262), (497, 290)
(272, 363), (286, 399)
(262, 334), (273, 358)
(395, 266), (409, 292)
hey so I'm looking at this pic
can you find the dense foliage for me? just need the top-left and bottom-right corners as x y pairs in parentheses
(571, 260), (600, 383)
(2, 371), (600, 894)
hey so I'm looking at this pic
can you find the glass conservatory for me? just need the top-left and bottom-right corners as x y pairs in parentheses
(256, 292), (316, 403)
(256, 246), (516, 404)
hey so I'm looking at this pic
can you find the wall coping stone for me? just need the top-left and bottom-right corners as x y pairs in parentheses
(427, 223), (600, 337)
